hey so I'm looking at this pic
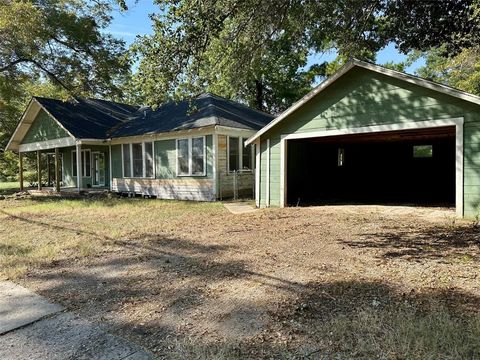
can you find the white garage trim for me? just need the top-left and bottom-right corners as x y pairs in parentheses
(279, 117), (464, 216)
(255, 138), (261, 207)
(266, 138), (270, 207)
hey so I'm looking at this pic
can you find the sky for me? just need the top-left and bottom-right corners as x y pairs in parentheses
(107, 0), (425, 74)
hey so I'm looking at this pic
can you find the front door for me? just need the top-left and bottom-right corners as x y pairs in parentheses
(92, 152), (106, 187)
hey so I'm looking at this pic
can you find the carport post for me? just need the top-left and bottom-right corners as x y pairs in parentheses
(19, 152), (24, 191)
(76, 143), (82, 193)
(36, 150), (42, 190)
(55, 147), (60, 193)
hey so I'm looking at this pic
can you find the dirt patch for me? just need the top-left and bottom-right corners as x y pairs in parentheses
(6, 202), (480, 358)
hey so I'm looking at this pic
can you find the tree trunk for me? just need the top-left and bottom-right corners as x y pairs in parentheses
(255, 79), (264, 112)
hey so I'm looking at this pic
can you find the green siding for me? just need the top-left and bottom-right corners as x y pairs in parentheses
(61, 145), (110, 188)
(21, 110), (69, 144)
(259, 67), (480, 218)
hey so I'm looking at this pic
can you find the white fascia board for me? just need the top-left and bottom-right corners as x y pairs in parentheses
(18, 137), (77, 152)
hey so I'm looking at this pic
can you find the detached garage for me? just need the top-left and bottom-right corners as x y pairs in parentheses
(246, 59), (480, 218)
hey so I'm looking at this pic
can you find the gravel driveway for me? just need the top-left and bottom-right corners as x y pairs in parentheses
(13, 204), (480, 358)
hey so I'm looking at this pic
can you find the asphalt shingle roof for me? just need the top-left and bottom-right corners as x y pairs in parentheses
(34, 93), (273, 140)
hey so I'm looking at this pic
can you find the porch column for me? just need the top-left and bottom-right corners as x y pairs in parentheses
(37, 150), (42, 190)
(55, 148), (60, 193)
(19, 152), (24, 191)
(76, 143), (82, 193)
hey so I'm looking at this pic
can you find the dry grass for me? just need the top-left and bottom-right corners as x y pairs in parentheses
(0, 197), (223, 279)
(1, 197), (479, 359)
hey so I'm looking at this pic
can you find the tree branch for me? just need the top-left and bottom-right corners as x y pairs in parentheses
(0, 57), (72, 93)
(0, 58), (30, 72)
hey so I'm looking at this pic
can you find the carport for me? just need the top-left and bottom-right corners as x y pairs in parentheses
(279, 119), (464, 214)
(285, 125), (457, 206)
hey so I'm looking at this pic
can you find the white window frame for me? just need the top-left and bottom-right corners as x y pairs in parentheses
(71, 149), (91, 178)
(121, 141), (155, 178)
(227, 136), (253, 173)
(176, 136), (207, 177)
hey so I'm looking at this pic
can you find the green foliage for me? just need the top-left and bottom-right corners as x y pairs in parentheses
(416, 46), (480, 96)
(382, 0), (480, 56)
(0, 0), (129, 180)
(131, 0), (478, 112)
(0, 0), (129, 97)
(131, 0), (384, 113)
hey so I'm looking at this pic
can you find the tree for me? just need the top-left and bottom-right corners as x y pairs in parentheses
(382, 0), (480, 56)
(0, 0), (130, 181)
(0, 0), (130, 97)
(415, 46), (480, 96)
(132, 0), (478, 112)
(131, 0), (383, 112)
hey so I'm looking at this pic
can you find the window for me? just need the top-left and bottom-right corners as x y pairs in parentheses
(72, 150), (91, 177)
(192, 137), (205, 175)
(242, 139), (252, 170)
(72, 151), (77, 177)
(122, 142), (154, 178)
(338, 148), (345, 166)
(177, 139), (189, 175)
(84, 150), (91, 177)
(132, 143), (143, 177)
(122, 144), (131, 177)
(176, 136), (206, 176)
(413, 145), (433, 158)
(144, 142), (154, 178)
(228, 136), (253, 172)
(229, 137), (239, 172)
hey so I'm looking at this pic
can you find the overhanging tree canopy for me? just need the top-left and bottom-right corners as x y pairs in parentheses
(131, 0), (480, 112)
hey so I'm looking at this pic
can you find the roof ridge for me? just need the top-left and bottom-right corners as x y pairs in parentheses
(350, 58), (480, 101)
(201, 92), (274, 117)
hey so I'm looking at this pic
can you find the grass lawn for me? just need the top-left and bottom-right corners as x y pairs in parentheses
(1, 196), (479, 359)
(0, 181), (19, 195)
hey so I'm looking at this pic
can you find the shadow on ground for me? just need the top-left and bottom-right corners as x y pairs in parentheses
(22, 230), (480, 359)
(341, 222), (480, 262)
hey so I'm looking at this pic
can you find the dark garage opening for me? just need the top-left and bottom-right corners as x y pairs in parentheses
(286, 126), (456, 207)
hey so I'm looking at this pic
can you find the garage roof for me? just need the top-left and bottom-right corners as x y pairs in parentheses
(246, 59), (480, 145)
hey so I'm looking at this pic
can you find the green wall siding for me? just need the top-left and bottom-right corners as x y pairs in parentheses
(61, 145), (110, 188)
(110, 135), (214, 180)
(258, 67), (480, 218)
(21, 110), (69, 144)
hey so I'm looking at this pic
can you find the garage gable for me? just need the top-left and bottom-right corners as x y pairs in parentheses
(247, 59), (480, 144)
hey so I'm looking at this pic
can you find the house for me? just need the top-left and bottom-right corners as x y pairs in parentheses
(6, 93), (274, 200)
(246, 59), (480, 218)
